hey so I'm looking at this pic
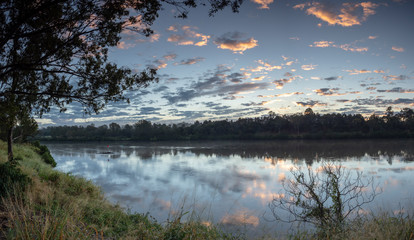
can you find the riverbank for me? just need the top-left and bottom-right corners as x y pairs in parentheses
(1, 141), (413, 239)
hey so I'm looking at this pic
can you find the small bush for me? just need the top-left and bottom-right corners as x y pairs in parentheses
(0, 161), (31, 198)
(31, 141), (57, 167)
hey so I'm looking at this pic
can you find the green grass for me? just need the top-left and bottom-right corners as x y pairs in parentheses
(0, 141), (413, 239)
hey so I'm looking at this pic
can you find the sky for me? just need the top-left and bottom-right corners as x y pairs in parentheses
(38, 0), (414, 126)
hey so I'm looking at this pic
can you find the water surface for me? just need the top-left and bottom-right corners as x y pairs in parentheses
(45, 140), (414, 236)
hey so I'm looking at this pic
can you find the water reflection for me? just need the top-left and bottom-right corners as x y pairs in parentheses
(45, 140), (414, 236)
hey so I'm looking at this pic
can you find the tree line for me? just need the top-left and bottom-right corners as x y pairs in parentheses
(35, 107), (414, 141)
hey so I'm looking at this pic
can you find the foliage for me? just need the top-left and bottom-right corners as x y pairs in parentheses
(31, 141), (56, 167)
(269, 162), (381, 237)
(36, 107), (414, 141)
(0, 161), (31, 198)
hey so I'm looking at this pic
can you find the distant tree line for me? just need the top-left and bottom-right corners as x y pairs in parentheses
(35, 107), (414, 141)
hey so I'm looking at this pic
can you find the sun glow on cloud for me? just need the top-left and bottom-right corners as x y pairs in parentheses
(241, 60), (282, 73)
(251, 0), (274, 9)
(294, 2), (380, 27)
(214, 32), (258, 54)
(310, 40), (368, 52)
(392, 46), (405, 52)
(167, 25), (210, 46)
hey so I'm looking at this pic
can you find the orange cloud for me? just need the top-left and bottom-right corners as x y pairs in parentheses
(310, 40), (368, 52)
(214, 32), (258, 54)
(310, 41), (334, 48)
(340, 44), (368, 52)
(294, 2), (380, 27)
(346, 69), (371, 75)
(241, 60), (281, 73)
(368, 36), (377, 39)
(301, 64), (317, 71)
(273, 77), (295, 89)
(392, 46), (404, 52)
(117, 41), (135, 49)
(221, 211), (259, 227)
(275, 92), (304, 97)
(251, 0), (273, 9)
(167, 25), (210, 46)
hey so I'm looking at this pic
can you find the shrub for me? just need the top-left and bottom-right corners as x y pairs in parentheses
(0, 161), (31, 198)
(31, 141), (57, 167)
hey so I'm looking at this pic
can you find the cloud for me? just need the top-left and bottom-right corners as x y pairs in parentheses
(177, 57), (205, 65)
(117, 41), (135, 49)
(309, 41), (334, 48)
(294, 2), (380, 27)
(383, 75), (409, 81)
(377, 87), (414, 93)
(163, 53), (177, 61)
(167, 25), (210, 46)
(392, 46), (405, 52)
(252, 76), (266, 81)
(352, 98), (414, 107)
(147, 54), (177, 69)
(346, 69), (371, 75)
(301, 64), (317, 71)
(310, 40), (368, 52)
(339, 43), (368, 52)
(241, 60), (282, 73)
(214, 32), (258, 54)
(313, 88), (345, 96)
(251, 0), (273, 9)
(368, 36), (377, 39)
(273, 77), (294, 89)
(275, 92), (304, 97)
(324, 76), (339, 81)
(163, 66), (269, 104)
(296, 100), (327, 107)
(140, 107), (162, 115)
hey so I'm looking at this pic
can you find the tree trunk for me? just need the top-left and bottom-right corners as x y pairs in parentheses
(7, 126), (14, 161)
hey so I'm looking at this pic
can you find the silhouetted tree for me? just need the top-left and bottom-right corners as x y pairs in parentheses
(269, 162), (381, 236)
(0, 0), (243, 160)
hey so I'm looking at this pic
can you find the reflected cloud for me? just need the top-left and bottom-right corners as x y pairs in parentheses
(221, 210), (259, 227)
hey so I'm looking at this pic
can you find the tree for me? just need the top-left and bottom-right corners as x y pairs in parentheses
(268, 162), (381, 235)
(0, 0), (242, 160)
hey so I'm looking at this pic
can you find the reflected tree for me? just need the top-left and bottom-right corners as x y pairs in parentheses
(268, 162), (381, 235)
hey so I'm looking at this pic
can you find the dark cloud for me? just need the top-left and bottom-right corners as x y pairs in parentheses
(273, 78), (294, 89)
(324, 76), (338, 81)
(163, 89), (198, 104)
(377, 87), (414, 93)
(352, 98), (414, 106)
(140, 107), (162, 115)
(177, 57), (205, 65)
(153, 86), (169, 92)
(296, 100), (327, 107)
(162, 66), (269, 104)
(383, 75), (409, 81)
(228, 72), (245, 83)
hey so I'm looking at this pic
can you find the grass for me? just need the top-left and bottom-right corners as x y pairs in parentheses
(0, 140), (413, 239)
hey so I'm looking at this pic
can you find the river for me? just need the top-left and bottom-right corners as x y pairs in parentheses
(45, 139), (414, 237)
